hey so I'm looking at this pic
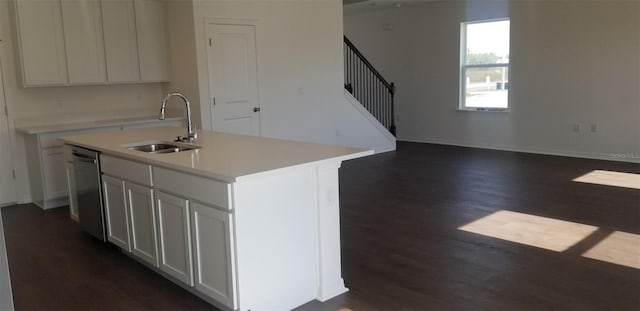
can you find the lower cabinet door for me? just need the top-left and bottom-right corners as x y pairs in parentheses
(102, 175), (131, 251)
(155, 191), (193, 286)
(42, 147), (68, 200)
(190, 202), (237, 309)
(126, 182), (158, 267)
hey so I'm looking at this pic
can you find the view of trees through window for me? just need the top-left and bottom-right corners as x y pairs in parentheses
(461, 19), (510, 109)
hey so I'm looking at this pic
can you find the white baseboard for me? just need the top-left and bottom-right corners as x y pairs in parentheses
(374, 145), (396, 154)
(397, 136), (640, 164)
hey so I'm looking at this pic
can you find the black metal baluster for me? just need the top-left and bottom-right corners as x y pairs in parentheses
(343, 36), (396, 136)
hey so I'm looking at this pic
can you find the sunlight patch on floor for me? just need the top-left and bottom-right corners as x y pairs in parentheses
(573, 170), (640, 190)
(459, 210), (598, 252)
(582, 231), (640, 269)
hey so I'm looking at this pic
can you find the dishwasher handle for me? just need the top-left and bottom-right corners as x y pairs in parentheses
(72, 152), (98, 164)
(74, 157), (97, 164)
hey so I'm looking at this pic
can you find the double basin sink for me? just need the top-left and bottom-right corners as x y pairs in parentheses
(124, 141), (201, 154)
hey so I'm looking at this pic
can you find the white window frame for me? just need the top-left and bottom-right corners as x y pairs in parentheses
(459, 18), (510, 112)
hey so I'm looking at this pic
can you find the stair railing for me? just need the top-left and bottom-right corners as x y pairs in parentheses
(343, 36), (396, 136)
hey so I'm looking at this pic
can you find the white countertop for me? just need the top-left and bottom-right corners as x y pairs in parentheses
(59, 126), (373, 183)
(16, 116), (184, 135)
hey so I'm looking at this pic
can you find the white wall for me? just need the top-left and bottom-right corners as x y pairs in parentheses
(0, 0), (166, 202)
(345, 0), (640, 162)
(190, 0), (394, 152)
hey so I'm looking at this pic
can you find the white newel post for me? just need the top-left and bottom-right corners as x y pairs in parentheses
(315, 161), (349, 301)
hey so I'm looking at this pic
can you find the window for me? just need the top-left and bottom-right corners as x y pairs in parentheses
(460, 19), (510, 110)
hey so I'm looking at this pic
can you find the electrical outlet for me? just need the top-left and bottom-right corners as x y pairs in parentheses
(296, 87), (304, 96)
(573, 123), (580, 133)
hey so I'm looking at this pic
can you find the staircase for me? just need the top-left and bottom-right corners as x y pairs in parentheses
(343, 36), (396, 136)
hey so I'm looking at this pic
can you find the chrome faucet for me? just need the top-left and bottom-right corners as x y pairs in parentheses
(160, 92), (197, 142)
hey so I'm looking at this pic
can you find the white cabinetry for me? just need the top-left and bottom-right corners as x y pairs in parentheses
(60, 0), (106, 84)
(96, 158), (237, 309)
(101, 0), (140, 83)
(155, 191), (193, 286)
(153, 168), (236, 309)
(101, 155), (158, 267)
(62, 127), (363, 310)
(102, 175), (131, 251)
(41, 146), (67, 200)
(101, 172), (159, 266)
(22, 118), (182, 210)
(134, 0), (170, 81)
(127, 183), (158, 267)
(25, 133), (77, 209)
(12, 0), (68, 86)
(12, 0), (169, 87)
(191, 201), (236, 309)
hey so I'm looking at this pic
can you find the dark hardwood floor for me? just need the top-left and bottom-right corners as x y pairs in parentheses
(1, 203), (215, 310)
(3, 142), (639, 310)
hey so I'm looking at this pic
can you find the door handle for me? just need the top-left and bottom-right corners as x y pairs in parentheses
(253, 107), (261, 112)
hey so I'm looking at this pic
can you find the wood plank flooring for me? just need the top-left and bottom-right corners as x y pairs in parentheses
(3, 142), (639, 310)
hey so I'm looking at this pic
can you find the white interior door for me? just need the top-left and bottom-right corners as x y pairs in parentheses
(0, 52), (16, 206)
(207, 23), (260, 136)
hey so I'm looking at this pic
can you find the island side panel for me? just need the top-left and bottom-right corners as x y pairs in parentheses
(232, 167), (319, 310)
(314, 161), (349, 301)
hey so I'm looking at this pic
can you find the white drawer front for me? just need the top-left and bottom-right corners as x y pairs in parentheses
(101, 155), (152, 186)
(153, 167), (230, 210)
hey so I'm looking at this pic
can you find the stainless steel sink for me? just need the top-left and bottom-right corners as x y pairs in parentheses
(124, 141), (201, 154)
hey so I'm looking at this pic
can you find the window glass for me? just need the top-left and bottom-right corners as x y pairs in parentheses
(465, 20), (510, 65)
(461, 19), (510, 110)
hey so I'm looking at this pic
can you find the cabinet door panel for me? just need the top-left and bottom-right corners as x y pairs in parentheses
(134, 0), (169, 81)
(191, 202), (237, 309)
(14, 0), (68, 86)
(127, 183), (158, 267)
(101, 0), (140, 82)
(102, 175), (131, 251)
(42, 147), (67, 200)
(60, 0), (106, 83)
(155, 191), (193, 285)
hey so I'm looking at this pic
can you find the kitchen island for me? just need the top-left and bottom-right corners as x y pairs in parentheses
(59, 126), (372, 311)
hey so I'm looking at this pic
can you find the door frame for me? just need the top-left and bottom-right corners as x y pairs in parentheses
(0, 39), (18, 206)
(203, 17), (262, 135)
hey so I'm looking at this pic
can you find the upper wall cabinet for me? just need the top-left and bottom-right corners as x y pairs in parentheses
(12, 0), (170, 87)
(61, 0), (107, 84)
(134, 0), (170, 82)
(101, 0), (140, 83)
(13, 0), (68, 86)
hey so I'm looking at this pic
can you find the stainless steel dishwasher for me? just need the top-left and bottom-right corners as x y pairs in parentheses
(71, 146), (106, 241)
